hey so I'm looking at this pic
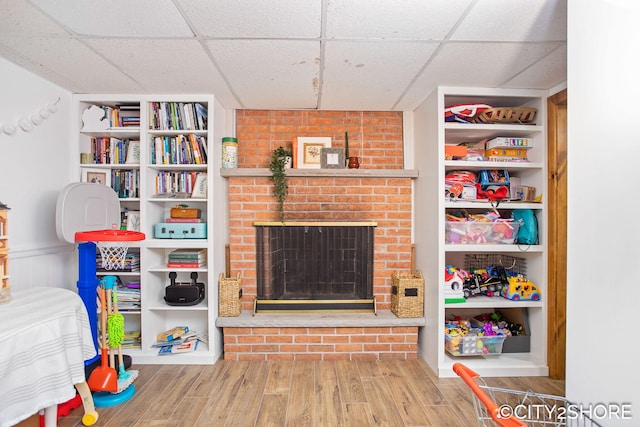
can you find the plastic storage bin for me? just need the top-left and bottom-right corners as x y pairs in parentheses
(445, 220), (519, 244)
(445, 331), (506, 356)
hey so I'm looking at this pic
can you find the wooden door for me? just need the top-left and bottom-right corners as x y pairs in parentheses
(547, 89), (567, 379)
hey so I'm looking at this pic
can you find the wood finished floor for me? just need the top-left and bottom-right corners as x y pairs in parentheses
(58, 359), (565, 427)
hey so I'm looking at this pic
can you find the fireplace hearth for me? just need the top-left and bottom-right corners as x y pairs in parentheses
(255, 222), (376, 312)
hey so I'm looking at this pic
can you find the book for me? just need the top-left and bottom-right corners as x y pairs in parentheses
(156, 326), (189, 343)
(167, 249), (207, 263)
(194, 103), (208, 130)
(157, 336), (200, 355)
(166, 262), (206, 268)
(169, 248), (206, 255)
(165, 218), (204, 223)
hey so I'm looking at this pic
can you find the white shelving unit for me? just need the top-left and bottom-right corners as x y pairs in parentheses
(73, 94), (228, 364)
(414, 86), (549, 378)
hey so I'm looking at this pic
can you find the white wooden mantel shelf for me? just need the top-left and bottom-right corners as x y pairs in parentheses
(219, 168), (419, 179)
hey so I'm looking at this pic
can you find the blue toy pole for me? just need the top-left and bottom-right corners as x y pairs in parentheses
(78, 241), (100, 365)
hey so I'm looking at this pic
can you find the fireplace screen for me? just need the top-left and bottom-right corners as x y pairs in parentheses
(255, 223), (375, 301)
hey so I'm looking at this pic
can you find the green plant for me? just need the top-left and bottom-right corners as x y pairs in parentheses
(269, 146), (291, 222)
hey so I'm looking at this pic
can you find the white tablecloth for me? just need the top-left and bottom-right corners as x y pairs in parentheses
(0, 287), (96, 427)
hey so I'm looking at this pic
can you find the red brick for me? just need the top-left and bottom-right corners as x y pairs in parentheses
(335, 344), (363, 353)
(295, 335), (322, 344)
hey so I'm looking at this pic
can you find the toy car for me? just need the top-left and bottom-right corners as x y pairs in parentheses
(502, 275), (541, 301)
(462, 266), (509, 299)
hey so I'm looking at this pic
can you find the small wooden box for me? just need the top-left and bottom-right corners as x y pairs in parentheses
(170, 206), (201, 219)
(391, 270), (424, 318)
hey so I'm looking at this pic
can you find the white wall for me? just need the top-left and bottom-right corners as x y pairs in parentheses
(0, 58), (76, 291)
(567, 1), (640, 424)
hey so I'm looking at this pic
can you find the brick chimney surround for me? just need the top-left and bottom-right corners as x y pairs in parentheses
(216, 110), (424, 361)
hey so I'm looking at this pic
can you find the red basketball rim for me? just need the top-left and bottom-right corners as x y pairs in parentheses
(75, 229), (145, 242)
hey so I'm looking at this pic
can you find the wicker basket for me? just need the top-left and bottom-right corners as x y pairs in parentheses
(219, 273), (242, 317)
(391, 270), (424, 318)
(471, 107), (537, 124)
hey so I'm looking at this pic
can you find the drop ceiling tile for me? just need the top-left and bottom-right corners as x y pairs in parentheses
(395, 42), (560, 111)
(0, 36), (143, 92)
(86, 38), (229, 96)
(325, 0), (473, 40)
(503, 44), (567, 89)
(0, 0), (69, 36)
(205, 39), (319, 109)
(321, 41), (439, 110)
(179, 0), (322, 38)
(451, 0), (566, 42)
(29, 0), (192, 37)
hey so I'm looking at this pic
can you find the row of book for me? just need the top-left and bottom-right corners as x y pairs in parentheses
(149, 102), (208, 131)
(167, 248), (206, 268)
(154, 171), (204, 196)
(90, 137), (140, 165)
(116, 283), (140, 311)
(111, 169), (140, 199)
(150, 134), (208, 165)
(100, 104), (141, 128)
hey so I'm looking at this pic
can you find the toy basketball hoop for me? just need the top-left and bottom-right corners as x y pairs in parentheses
(75, 230), (145, 271)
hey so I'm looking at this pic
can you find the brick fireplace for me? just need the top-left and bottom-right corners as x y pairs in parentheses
(217, 109), (423, 360)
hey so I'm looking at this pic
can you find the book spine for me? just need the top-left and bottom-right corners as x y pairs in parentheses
(164, 218), (203, 223)
(168, 257), (205, 262)
(166, 263), (204, 268)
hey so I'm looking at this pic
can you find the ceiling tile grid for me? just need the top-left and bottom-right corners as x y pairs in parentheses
(0, 0), (567, 111)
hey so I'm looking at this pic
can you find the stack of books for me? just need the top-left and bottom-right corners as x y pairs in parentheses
(152, 326), (207, 355)
(116, 283), (140, 311)
(166, 248), (206, 268)
(122, 330), (141, 349)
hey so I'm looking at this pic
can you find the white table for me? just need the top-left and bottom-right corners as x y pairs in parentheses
(0, 287), (97, 427)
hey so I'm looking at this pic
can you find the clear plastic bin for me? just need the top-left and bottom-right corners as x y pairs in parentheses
(445, 331), (506, 356)
(445, 220), (519, 244)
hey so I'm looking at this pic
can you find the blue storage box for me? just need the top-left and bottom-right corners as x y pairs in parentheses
(154, 223), (207, 239)
(479, 169), (510, 188)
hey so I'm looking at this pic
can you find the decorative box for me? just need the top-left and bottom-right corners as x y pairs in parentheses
(391, 270), (424, 318)
(219, 273), (242, 317)
(170, 206), (201, 219)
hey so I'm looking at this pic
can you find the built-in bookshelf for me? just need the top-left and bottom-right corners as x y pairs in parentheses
(73, 94), (226, 364)
(414, 86), (549, 378)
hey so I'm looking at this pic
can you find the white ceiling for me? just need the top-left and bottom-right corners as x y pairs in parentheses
(0, 0), (566, 111)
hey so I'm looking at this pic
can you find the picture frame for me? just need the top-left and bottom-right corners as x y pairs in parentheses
(82, 167), (111, 187)
(295, 137), (331, 169)
(320, 148), (345, 169)
(125, 211), (140, 231)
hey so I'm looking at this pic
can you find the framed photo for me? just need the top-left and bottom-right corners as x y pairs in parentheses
(125, 211), (140, 231)
(320, 148), (345, 169)
(295, 137), (331, 169)
(82, 167), (111, 187)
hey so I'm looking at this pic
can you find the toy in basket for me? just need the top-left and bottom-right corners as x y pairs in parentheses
(391, 270), (424, 318)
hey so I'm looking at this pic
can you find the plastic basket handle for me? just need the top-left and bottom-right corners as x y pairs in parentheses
(453, 363), (526, 427)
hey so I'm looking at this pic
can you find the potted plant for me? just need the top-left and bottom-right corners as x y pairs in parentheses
(269, 146), (291, 222)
